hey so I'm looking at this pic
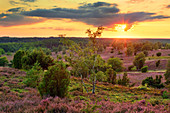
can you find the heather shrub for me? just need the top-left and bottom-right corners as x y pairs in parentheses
(156, 60), (160, 67)
(105, 68), (116, 84)
(142, 75), (164, 88)
(156, 52), (161, 57)
(38, 61), (70, 98)
(24, 62), (44, 88)
(128, 65), (134, 71)
(0, 56), (8, 67)
(141, 66), (148, 73)
(107, 57), (123, 72)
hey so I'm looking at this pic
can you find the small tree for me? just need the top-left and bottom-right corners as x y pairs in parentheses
(0, 56), (8, 67)
(156, 52), (161, 57)
(38, 61), (70, 98)
(24, 62), (44, 88)
(13, 50), (26, 69)
(133, 52), (146, 70)
(156, 60), (160, 67)
(107, 57), (123, 72)
(126, 45), (134, 56)
(106, 68), (117, 84)
(143, 50), (148, 57)
(118, 72), (129, 86)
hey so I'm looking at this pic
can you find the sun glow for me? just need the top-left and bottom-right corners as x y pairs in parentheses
(115, 24), (127, 32)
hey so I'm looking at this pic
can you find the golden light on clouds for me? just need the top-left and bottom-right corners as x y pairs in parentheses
(0, 0), (170, 38)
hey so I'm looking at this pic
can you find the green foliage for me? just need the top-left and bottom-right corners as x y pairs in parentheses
(105, 68), (116, 84)
(38, 61), (70, 98)
(141, 66), (148, 73)
(156, 60), (160, 67)
(13, 50), (26, 69)
(126, 45), (134, 56)
(141, 42), (152, 51)
(162, 91), (169, 99)
(164, 60), (170, 84)
(96, 71), (107, 82)
(118, 72), (129, 86)
(0, 56), (8, 67)
(156, 52), (161, 57)
(133, 52), (146, 70)
(142, 75), (164, 88)
(21, 49), (54, 70)
(107, 57), (123, 72)
(24, 62), (44, 88)
(6, 52), (12, 56)
(0, 48), (5, 56)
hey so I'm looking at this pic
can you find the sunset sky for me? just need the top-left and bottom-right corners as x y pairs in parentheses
(0, 0), (170, 38)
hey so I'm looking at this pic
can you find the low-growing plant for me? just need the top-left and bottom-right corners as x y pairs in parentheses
(118, 72), (129, 86)
(0, 56), (8, 67)
(141, 66), (148, 73)
(142, 75), (164, 88)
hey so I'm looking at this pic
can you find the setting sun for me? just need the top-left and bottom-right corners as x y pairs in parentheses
(115, 24), (127, 32)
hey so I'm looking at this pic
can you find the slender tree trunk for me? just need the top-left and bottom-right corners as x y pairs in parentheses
(81, 74), (88, 93)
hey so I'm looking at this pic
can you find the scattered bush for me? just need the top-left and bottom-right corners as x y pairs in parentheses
(105, 68), (116, 84)
(128, 65), (134, 71)
(141, 66), (148, 73)
(0, 56), (8, 67)
(38, 61), (70, 98)
(156, 60), (160, 67)
(96, 71), (107, 82)
(118, 72), (129, 86)
(142, 75), (164, 88)
(0, 48), (5, 56)
(156, 52), (161, 57)
(107, 57), (123, 72)
(13, 50), (26, 69)
(24, 62), (44, 88)
(133, 52), (146, 70)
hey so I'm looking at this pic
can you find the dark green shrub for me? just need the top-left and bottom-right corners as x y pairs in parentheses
(141, 66), (148, 73)
(133, 52), (146, 70)
(24, 62), (44, 88)
(156, 52), (161, 57)
(13, 50), (26, 69)
(38, 61), (70, 98)
(118, 72), (129, 86)
(21, 49), (54, 70)
(106, 68), (116, 84)
(107, 57), (123, 72)
(0, 56), (8, 67)
(142, 75), (164, 88)
(0, 48), (5, 55)
(156, 60), (160, 67)
(96, 71), (107, 82)
(128, 65), (134, 71)
(162, 91), (169, 99)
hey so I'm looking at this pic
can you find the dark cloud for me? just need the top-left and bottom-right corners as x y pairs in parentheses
(7, 7), (24, 13)
(166, 5), (170, 8)
(20, 0), (37, 2)
(9, 0), (30, 6)
(0, 13), (44, 27)
(23, 2), (119, 18)
(31, 27), (79, 31)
